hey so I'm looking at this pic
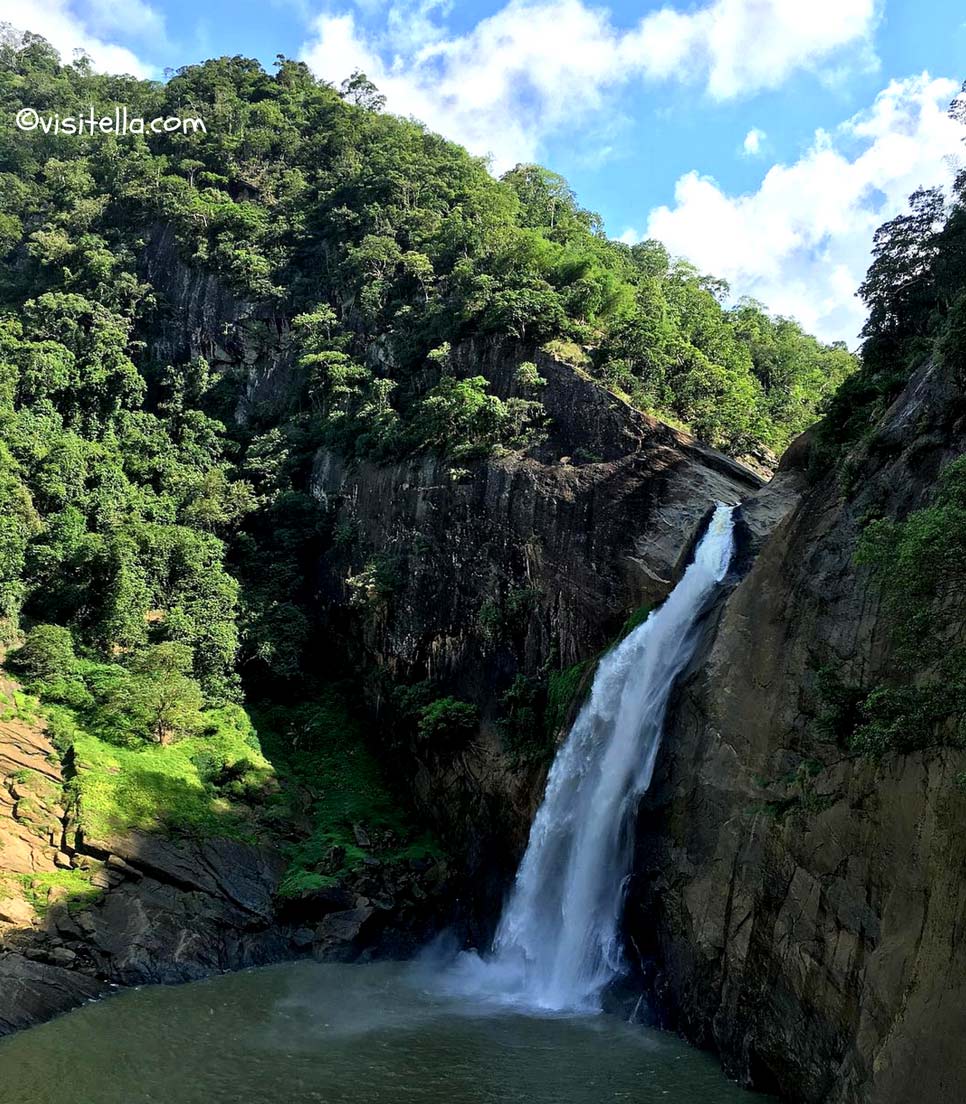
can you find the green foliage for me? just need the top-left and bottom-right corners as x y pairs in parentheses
(0, 40), (851, 492)
(407, 375), (547, 459)
(498, 674), (544, 759)
(844, 456), (966, 759)
(514, 361), (546, 389)
(0, 683), (41, 724)
(251, 693), (441, 897)
(12, 870), (103, 917)
(122, 643), (205, 745)
(8, 623), (77, 683)
(755, 758), (832, 823)
(848, 684), (965, 757)
(54, 701), (275, 841)
(478, 586), (541, 645)
(813, 97), (966, 470)
(544, 661), (591, 737)
(815, 458), (966, 764)
(346, 553), (400, 611)
(0, 36), (872, 886)
(812, 666), (867, 746)
(19, 645), (208, 747)
(856, 456), (966, 669)
(417, 696), (479, 747)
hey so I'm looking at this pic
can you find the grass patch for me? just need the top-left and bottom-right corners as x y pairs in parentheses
(52, 703), (275, 843)
(541, 339), (591, 369)
(0, 685), (42, 725)
(5, 870), (103, 916)
(6, 663), (442, 897)
(21, 869), (103, 915)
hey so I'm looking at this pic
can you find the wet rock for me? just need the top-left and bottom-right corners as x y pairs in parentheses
(312, 907), (377, 963)
(46, 947), (76, 967)
(291, 927), (315, 949)
(0, 953), (105, 1036)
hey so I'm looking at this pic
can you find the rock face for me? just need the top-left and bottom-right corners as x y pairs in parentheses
(626, 353), (966, 1103)
(312, 336), (762, 932)
(0, 954), (105, 1037)
(140, 223), (300, 422)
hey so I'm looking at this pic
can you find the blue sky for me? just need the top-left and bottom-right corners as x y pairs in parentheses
(8, 0), (966, 344)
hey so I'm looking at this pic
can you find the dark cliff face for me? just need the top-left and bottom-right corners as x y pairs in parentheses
(140, 223), (300, 422)
(310, 336), (761, 934)
(627, 354), (966, 1103)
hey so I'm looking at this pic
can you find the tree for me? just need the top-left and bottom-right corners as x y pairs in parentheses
(418, 697), (479, 748)
(125, 643), (203, 745)
(9, 624), (77, 684)
(339, 70), (386, 112)
(858, 187), (946, 370)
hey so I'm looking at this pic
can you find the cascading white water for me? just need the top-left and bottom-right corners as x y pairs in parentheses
(446, 503), (735, 1013)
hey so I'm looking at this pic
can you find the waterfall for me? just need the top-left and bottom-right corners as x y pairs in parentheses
(446, 503), (735, 1013)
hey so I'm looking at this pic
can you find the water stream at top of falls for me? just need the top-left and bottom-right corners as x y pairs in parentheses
(447, 503), (736, 1013)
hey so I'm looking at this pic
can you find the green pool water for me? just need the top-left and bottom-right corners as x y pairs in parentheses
(0, 960), (763, 1104)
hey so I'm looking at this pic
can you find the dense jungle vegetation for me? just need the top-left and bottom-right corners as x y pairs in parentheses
(0, 34), (962, 882)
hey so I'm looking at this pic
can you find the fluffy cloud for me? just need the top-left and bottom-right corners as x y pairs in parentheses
(638, 74), (964, 344)
(1, 0), (157, 76)
(83, 0), (166, 44)
(300, 0), (878, 171)
(742, 127), (766, 156)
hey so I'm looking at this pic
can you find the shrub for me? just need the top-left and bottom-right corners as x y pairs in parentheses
(514, 361), (547, 389)
(9, 624), (77, 684)
(418, 696), (479, 747)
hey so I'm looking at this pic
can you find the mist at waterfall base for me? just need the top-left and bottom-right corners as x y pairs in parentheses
(442, 503), (736, 1013)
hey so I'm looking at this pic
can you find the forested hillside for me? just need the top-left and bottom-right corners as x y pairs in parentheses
(0, 38), (855, 658)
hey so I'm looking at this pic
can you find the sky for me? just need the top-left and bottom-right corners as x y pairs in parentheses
(6, 0), (966, 346)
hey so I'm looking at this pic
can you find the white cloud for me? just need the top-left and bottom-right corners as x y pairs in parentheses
(83, 0), (166, 44)
(300, 0), (878, 172)
(742, 127), (766, 156)
(642, 74), (964, 345)
(2, 0), (156, 77)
